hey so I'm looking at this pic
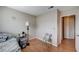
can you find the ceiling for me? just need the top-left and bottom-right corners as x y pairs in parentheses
(7, 6), (78, 16)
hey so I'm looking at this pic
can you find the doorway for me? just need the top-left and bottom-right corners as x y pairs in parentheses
(61, 15), (75, 51)
(62, 15), (75, 40)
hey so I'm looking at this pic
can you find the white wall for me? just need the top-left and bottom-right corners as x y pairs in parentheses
(0, 7), (36, 38)
(75, 12), (79, 52)
(36, 9), (58, 47)
(57, 10), (61, 45)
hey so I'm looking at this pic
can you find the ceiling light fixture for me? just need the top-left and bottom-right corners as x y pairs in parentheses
(48, 6), (54, 9)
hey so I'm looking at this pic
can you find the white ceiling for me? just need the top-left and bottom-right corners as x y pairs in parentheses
(7, 6), (78, 16)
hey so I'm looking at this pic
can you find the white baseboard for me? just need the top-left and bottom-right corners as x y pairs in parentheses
(34, 36), (58, 47)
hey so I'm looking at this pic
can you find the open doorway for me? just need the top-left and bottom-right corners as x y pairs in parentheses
(61, 15), (75, 51)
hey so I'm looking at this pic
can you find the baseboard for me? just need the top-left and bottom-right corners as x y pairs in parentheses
(29, 37), (37, 40)
(33, 36), (58, 47)
(64, 38), (74, 40)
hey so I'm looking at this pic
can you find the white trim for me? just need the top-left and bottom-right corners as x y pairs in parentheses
(34, 36), (58, 47)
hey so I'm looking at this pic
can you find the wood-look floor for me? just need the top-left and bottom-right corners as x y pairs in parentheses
(22, 39), (75, 52)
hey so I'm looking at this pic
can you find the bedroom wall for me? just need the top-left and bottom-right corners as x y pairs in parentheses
(36, 9), (58, 47)
(57, 10), (61, 45)
(0, 6), (36, 39)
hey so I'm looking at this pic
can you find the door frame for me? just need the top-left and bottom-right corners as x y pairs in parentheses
(61, 15), (76, 49)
